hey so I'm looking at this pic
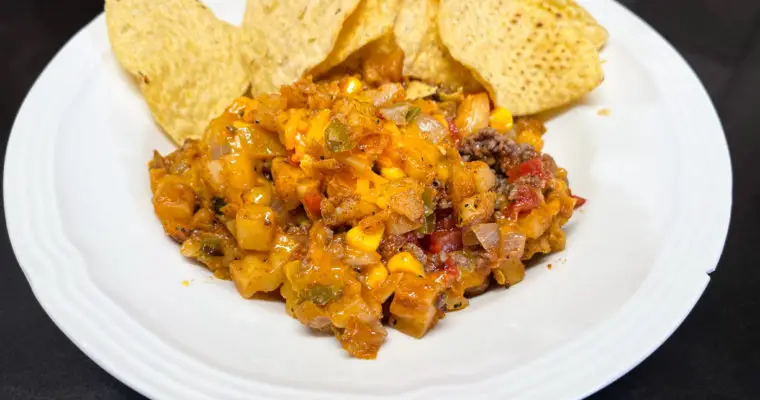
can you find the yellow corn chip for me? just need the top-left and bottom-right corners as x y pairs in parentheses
(438, 0), (604, 115)
(242, 0), (361, 95)
(525, 0), (609, 49)
(311, 0), (402, 77)
(395, 0), (482, 92)
(105, 0), (249, 143)
(405, 80), (439, 100)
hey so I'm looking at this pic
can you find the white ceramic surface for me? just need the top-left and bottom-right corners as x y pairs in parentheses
(4, 1), (731, 399)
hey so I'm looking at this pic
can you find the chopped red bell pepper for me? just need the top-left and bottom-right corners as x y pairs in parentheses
(446, 118), (462, 146)
(440, 257), (460, 288)
(435, 209), (458, 232)
(504, 185), (541, 218)
(507, 158), (549, 183)
(429, 230), (463, 253)
(303, 191), (322, 218)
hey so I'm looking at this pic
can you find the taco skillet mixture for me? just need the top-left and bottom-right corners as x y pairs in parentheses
(148, 70), (584, 358)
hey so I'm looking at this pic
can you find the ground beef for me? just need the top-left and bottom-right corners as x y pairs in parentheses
(510, 174), (543, 192)
(434, 186), (453, 209)
(458, 128), (537, 176)
(378, 233), (417, 261)
(284, 220), (311, 236)
(320, 195), (363, 226)
(541, 154), (558, 176)
(494, 174), (511, 196)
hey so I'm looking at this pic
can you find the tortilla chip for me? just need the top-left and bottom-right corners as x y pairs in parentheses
(394, 0), (482, 92)
(105, 0), (249, 143)
(242, 0), (361, 95)
(438, 0), (604, 115)
(525, 0), (608, 49)
(311, 0), (402, 77)
(405, 80), (439, 100)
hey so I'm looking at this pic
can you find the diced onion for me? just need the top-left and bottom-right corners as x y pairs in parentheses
(379, 103), (411, 125)
(415, 114), (448, 144)
(386, 213), (421, 235)
(343, 247), (381, 266)
(470, 223), (500, 250)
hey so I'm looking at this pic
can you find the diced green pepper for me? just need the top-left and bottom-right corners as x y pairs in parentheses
(418, 213), (436, 234)
(211, 196), (226, 215)
(200, 237), (224, 257)
(422, 188), (435, 216)
(301, 285), (342, 306)
(325, 120), (354, 152)
(405, 106), (421, 123)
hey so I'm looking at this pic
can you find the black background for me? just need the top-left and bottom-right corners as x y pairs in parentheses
(1, 0), (758, 398)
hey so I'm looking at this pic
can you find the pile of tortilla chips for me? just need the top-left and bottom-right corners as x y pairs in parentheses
(105, 0), (607, 144)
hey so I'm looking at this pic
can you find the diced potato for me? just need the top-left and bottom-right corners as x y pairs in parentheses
(517, 202), (557, 239)
(236, 204), (276, 250)
(493, 258), (525, 287)
(389, 274), (443, 338)
(449, 164), (477, 203)
(272, 157), (305, 210)
(363, 263), (389, 290)
(229, 254), (284, 298)
(221, 153), (255, 194)
(516, 129), (544, 152)
(336, 317), (387, 360)
(465, 161), (496, 193)
(153, 176), (196, 222)
(243, 184), (272, 205)
(457, 192), (496, 226)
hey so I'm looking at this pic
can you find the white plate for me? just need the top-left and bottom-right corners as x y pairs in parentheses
(3, 1), (731, 399)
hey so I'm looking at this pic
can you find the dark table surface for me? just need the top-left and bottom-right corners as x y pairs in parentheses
(1, 0), (758, 399)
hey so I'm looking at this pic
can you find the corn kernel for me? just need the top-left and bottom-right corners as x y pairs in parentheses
(364, 263), (389, 289)
(489, 107), (514, 132)
(346, 224), (384, 252)
(380, 167), (406, 181)
(341, 76), (363, 94)
(387, 252), (425, 276)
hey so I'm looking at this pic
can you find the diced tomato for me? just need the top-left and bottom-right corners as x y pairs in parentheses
(444, 257), (460, 281)
(446, 118), (462, 146)
(504, 186), (541, 218)
(507, 158), (548, 183)
(429, 230), (463, 253)
(303, 191), (322, 218)
(435, 209), (457, 231)
(572, 195), (587, 209)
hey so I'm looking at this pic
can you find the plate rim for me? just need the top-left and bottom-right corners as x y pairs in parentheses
(3, 1), (732, 399)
